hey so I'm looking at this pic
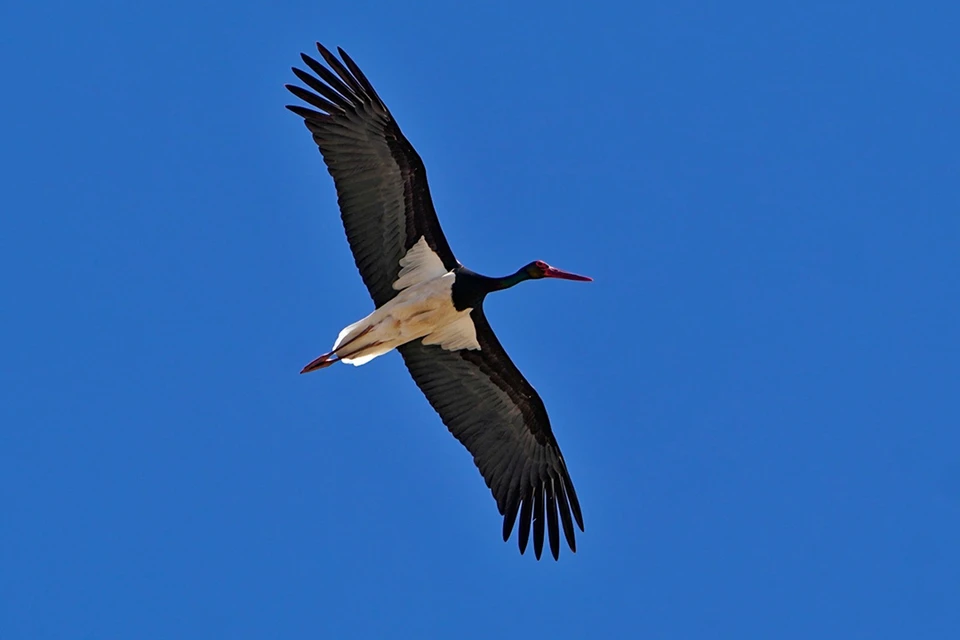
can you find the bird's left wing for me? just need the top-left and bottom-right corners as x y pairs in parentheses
(397, 307), (584, 560)
(285, 43), (459, 307)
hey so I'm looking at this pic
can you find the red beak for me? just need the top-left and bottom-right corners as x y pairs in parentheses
(543, 266), (593, 282)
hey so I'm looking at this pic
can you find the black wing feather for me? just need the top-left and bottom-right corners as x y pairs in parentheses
(317, 44), (366, 97)
(555, 479), (577, 552)
(545, 477), (560, 560)
(286, 43), (459, 307)
(397, 307), (584, 560)
(533, 482), (545, 560)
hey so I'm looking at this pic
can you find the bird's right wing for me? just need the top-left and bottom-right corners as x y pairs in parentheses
(285, 43), (459, 308)
(397, 307), (584, 560)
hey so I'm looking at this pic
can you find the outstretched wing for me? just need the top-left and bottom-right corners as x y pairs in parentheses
(286, 43), (459, 307)
(398, 307), (584, 560)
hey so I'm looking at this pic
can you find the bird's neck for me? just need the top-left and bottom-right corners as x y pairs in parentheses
(488, 268), (530, 292)
(452, 267), (530, 311)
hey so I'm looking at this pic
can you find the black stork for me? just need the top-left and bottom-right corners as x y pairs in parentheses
(285, 43), (591, 560)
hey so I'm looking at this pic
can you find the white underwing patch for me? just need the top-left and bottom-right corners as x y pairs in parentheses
(392, 237), (447, 291)
(423, 311), (481, 352)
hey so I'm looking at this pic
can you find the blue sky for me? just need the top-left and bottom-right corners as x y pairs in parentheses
(2, 1), (959, 637)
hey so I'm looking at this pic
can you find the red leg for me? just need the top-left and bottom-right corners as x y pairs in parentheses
(300, 326), (381, 374)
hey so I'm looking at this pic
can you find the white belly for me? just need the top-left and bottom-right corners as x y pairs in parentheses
(332, 272), (480, 366)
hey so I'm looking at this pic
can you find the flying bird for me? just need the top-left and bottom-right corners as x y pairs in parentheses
(285, 43), (591, 560)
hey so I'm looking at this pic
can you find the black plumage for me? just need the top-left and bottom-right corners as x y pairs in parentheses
(286, 43), (585, 560)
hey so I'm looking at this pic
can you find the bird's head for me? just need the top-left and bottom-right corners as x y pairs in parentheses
(523, 260), (593, 282)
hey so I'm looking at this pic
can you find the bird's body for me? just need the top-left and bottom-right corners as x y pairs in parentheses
(286, 43), (591, 560)
(303, 238), (480, 370)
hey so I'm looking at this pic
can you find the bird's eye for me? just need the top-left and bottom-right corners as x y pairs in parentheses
(534, 260), (548, 270)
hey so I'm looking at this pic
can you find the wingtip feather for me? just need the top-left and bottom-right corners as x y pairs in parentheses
(546, 479), (561, 561)
(315, 41), (334, 59)
(533, 483), (545, 560)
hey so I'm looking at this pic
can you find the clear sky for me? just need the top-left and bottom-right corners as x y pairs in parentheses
(2, 1), (958, 638)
